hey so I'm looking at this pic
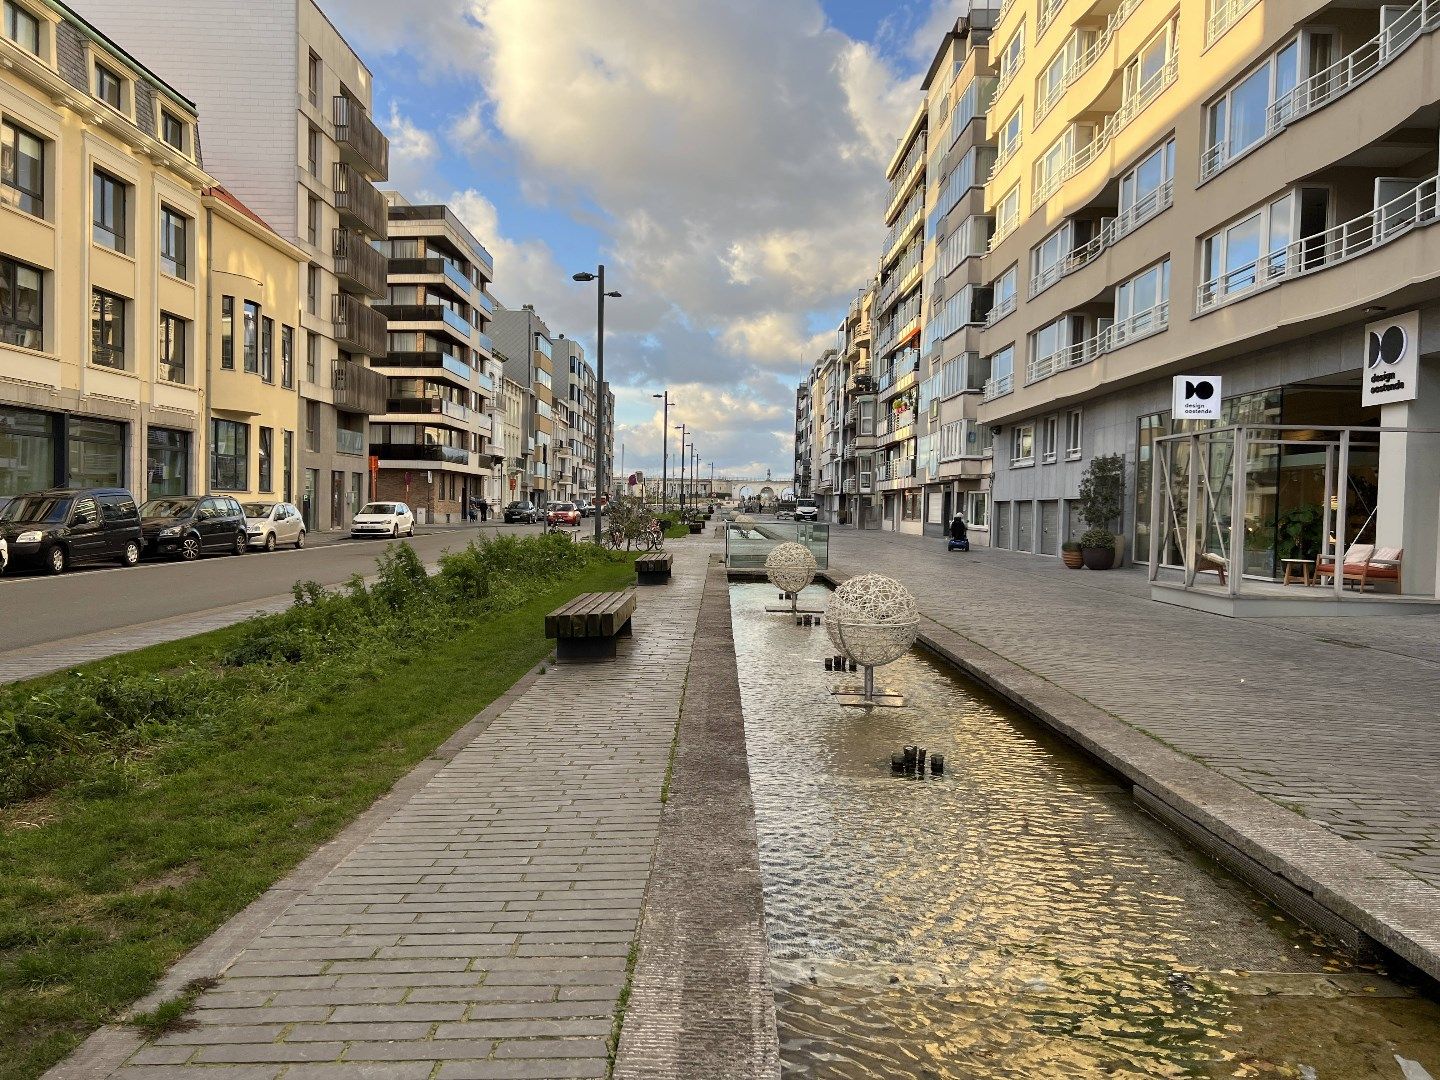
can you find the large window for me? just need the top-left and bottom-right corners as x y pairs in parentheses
(965, 490), (988, 530)
(242, 300), (259, 373)
(1011, 423), (1035, 466)
(92, 169), (127, 252)
(146, 427), (189, 497)
(260, 316), (274, 382)
(160, 205), (188, 278)
(0, 255), (42, 350)
(2, 120), (44, 217)
(995, 183), (1020, 238)
(997, 106), (1022, 162)
(281, 325), (294, 388)
(1200, 193), (1312, 303)
(1119, 138), (1175, 220)
(5, 2), (41, 54)
(91, 289), (125, 369)
(258, 427), (273, 492)
(211, 419), (248, 491)
(94, 63), (122, 110)
(1204, 40), (1307, 171)
(67, 416), (124, 488)
(998, 23), (1025, 86)
(220, 296), (234, 368)
(0, 405), (55, 496)
(1114, 259), (1170, 330)
(1123, 21), (1175, 104)
(158, 312), (186, 383)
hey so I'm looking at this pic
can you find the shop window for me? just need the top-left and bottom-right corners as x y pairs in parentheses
(0, 405), (56, 494)
(146, 427), (189, 497)
(67, 416), (125, 488)
(211, 418), (249, 491)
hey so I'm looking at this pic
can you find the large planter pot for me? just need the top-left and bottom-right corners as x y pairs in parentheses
(1061, 548), (1084, 570)
(688, 522), (703, 534)
(1081, 545), (1116, 571)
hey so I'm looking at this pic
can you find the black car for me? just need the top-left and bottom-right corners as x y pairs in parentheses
(0, 487), (143, 574)
(503, 500), (538, 524)
(140, 496), (248, 560)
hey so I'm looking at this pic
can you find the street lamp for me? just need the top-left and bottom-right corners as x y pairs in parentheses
(572, 265), (621, 544)
(652, 391), (671, 510)
(674, 423), (687, 512)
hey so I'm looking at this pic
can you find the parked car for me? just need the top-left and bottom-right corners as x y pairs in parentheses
(140, 496), (248, 560)
(351, 501), (415, 539)
(0, 533), (7, 575)
(574, 500), (593, 518)
(503, 500), (539, 524)
(794, 497), (819, 522)
(547, 501), (582, 527)
(0, 487), (143, 574)
(244, 501), (306, 551)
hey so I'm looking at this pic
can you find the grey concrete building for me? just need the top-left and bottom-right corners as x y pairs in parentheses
(491, 304), (557, 507)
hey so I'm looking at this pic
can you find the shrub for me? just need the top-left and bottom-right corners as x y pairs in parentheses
(1079, 454), (1126, 538)
(1061, 541), (1081, 553)
(1079, 528), (1115, 549)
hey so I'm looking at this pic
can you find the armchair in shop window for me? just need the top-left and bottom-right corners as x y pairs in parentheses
(1313, 544), (1403, 593)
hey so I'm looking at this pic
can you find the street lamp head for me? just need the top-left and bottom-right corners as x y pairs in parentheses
(605, 290), (622, 298)
(652, 393), (663, 400)
(572, 272), (596, 282)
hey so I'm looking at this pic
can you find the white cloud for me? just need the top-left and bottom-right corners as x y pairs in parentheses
(384, 106), (441, 197)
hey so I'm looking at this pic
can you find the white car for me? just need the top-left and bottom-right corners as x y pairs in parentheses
(0, 534), (7, 575)
(351, 501), (416, 539)
(244, 501), (306, 551)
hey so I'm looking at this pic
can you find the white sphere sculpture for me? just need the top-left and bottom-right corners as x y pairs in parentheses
(765, 542), (817, 596)
(825, 573), (919, 668)
(734, 513), (756, 533)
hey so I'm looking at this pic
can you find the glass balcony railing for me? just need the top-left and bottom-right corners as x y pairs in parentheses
(476, 330), (495, 355)
(475, 290), (496, 316)
(370, 442), (469, 465)
(336, 427), (365, 456)
(443, 259), (472, 296)
(441, 305), (473, 339)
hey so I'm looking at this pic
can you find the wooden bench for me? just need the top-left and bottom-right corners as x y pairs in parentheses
(545, 589), (637, 663)
(635, 552), (672, 585)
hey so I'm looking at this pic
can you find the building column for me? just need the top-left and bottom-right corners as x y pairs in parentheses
(1376, 355), (1440, 596)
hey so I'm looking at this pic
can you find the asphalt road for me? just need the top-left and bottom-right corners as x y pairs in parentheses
(0, 522), (555, 652)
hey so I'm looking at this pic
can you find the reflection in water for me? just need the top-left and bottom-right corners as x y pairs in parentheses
(730, 583), (1440, 1079)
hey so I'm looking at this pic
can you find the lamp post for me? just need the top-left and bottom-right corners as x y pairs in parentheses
(572, 265), (621, 544)
(674, 422), (687, 512)
(652, 391), (670, 511)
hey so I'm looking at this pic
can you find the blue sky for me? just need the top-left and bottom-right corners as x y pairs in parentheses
(323, 0), (959, 480)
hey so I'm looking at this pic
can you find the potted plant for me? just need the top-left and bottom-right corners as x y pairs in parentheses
(1077, 453), (1126, 570)
(1061, 541), (1083, 569)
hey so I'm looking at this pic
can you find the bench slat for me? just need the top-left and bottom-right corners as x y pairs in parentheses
(546, 589), (637, 639)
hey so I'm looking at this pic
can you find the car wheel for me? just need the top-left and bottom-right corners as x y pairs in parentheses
(391, 524), (399, 539)
(296, 530), (306, 549)
(232, 532), (246, 555)
(118, 539), (140, 567)
(180, 535), (201, 561)
(264, 532), (276, 552)
(46, 545), (66, 575)
(407, 524), (415, 537)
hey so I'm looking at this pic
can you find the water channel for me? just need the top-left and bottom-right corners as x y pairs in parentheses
(729, 581), (1440, 1079)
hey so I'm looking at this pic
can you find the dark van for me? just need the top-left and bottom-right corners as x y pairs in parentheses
(0, 488), (143, 574)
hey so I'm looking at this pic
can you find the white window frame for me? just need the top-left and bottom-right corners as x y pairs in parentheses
(1064, 409), (1083, 460)
(1040, 415), (1059, 464)
(1204, 38), (1302, 173)
(998, 105), (1023, 163)
(995, 184), (1021, 239)
(1010, 422), (1035, 467)
(1200, 193), (1295, 304)
(1119, 137), (1176, 218)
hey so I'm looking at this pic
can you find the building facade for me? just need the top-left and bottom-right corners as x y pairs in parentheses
(373, 194), (501, 521)
(491, 304), (556, 508)
(79, 0), (393, 532)
(499, 369), (525, 506)
(974, 0), (1440, 593)
(551, 336), (595, 504)
(2, 0), (213, 502)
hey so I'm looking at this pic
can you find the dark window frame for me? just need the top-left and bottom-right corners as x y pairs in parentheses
(258, 426), (273, 492)
(242, 299), (259, 374)
(158, 311), (186, 383)
(90, 288), (126, 369)
(0, 254), (43, 350)
(260, 315), (274, 382)
(210, 418), (249, 491)
(94, 63), (122, 110)
(220, 295), (234, 369)
(92, 168), (127, 252)
(2, 118), (45, 217)
(5, 2), (42, 54)
(160, 204), (188, 278)
(160, 109), (185, 151)
(281, 325), (294, 388)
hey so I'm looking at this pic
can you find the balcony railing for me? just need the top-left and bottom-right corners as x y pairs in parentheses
(1036, 0), (1144, 122)
(1197, 175), (1440, 313)
(877, 353), (919, 392)
(377, 302), (473, 343)
(982, 371), (1014, 402)
(332, 292), (388, 357)
(333, 227), (387, 299)
(992, 50), (1025, 106)
(333, 95), (388, 180)
(986, 291), (1018, 327)
(332, 358), (387, 414)
(1204, 0), (1440, 181)
(333, 162), (387, 239)
(370, 442), (469, 466)
(1030, 179), (1174, 298)
(1038, 0), (1066, 34)
(378, 350), (473, 383)
(386, 396), (470, 422)
(988, 136), (1022, 182)
(1207, 0), (1261, 45)
(1024, 302), (1170, 386)
(336, 427), (366, 456)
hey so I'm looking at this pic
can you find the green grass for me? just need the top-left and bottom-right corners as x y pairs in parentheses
(0, 555), (636, 1080)
(663, 523), (690, 540)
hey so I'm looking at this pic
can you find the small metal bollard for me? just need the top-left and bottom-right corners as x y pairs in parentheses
(891, 752), (905, 772)
(930, 753), (945, 775)
(824, 656), (834, 670)
(902, 745), (918, 769)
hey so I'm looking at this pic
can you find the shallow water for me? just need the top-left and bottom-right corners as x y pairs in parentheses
(730, 582), (1440, 1080)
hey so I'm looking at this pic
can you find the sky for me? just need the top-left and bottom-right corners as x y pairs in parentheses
(322, 0), (967, 482)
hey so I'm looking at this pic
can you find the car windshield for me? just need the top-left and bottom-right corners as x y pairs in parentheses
(797, 500), (816, 508)
(359, 503), (397, 516)
(243, 502), (275, 517)
(140, 498), (198, 519)
(552, 503), (575, 511)
(1, 494), (73, 524)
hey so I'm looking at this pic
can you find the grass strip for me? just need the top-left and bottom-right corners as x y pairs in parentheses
(607, 937), (644, 1077)
(0, 541), (635, 1080)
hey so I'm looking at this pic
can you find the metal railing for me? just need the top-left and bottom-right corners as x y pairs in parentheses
(988, 135), (1022, 181)
(1024, 302), (1169, 385)
(982, 371), (1014, 402)
(336, 427), (366, 456)
(331, 294), (388, 358)
(333, 95), (388, 180)
(885, 136), (926, 215)
(1207, 0), (1261, 46)
(1036, 0), (1142, 122)
(334, 227), (387, 299)
(332, 358), (387, 414)
(1030, 179), (1173, 298)
(986, 291), (1018, 326)
(1038, 0), (1066, 35)
(1196, 175), (1440, 313)
(333, 161), (387, 239)
(992, 49), (1026, 106)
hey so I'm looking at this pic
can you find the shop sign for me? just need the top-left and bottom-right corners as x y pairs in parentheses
(1363, 310), (1420, 407)
(1172, 375), (1222, 420)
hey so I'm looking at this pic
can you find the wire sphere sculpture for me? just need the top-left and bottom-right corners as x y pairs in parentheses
(734, 513), (756, 533)
(825, 573), (919, 668)
(764, 542), (817, 595)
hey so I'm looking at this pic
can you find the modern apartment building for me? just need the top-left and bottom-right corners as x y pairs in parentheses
(552, 336), (599, 503)
(1, 0), (213, 500)
(499, 370), (525, 505)
(492, 304), (557, 508)
(79, 0), (392, 532)
(372, 194), (501, 521)
(975, 0), (1440, 594)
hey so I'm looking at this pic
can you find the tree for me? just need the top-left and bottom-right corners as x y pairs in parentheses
(1078, 453), (1125, 548)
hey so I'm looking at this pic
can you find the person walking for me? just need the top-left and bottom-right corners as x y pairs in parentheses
(478, 498), (490, 523)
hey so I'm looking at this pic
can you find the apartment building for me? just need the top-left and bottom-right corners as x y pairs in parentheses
(552, 336), (599, 503)
(1, 0), (213, 500)
(80, 0), (392, 532)
(499, 369), (525, 505)
(602, 386), (615, 499)
(975, 0), (1440, 593)
(372, 194), (501, 521)
(492, 304), (557, 507)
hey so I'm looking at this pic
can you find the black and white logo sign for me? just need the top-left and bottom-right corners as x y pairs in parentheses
(1172, 375), (1222, 419)
(1362, 311), (1419, 407)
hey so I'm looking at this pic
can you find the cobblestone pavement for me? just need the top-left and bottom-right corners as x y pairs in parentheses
(100, 542), (711, 1079)
(830, 530), (1440, 891)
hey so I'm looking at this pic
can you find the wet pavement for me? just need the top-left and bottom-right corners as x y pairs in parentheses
(730, 582), (1440, 1080)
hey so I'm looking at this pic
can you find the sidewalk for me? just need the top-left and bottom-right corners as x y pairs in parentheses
(58, 542), (716, 1079)
(829, 530), (1440, 891)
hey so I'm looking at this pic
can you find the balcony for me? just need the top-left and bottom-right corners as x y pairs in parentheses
(991, 51), (1025, 107)
(877, 353), (919, 393)
(386, 396), (470, 422)
(333, 95), (388, 180)
(1036, 0), (1143, 123)
(377, 302), (473, 344)
(982, 372), (1014, 402)
(333, 227), (387, 299)
(336, 427), (366, 456)
(986, 292), (1018, 327)
(1030, 180), (1174, 298)
(388, 256), (473, 301)
(475, 370), (496, 395)
(333, 161), (387, 239)
(371, 443), (470, 466)
(1197, 175), (1440, 313)
(1024, 302), (1169, 385)
(1207, 0), (1261, 45)
(1037, 0), (1065, 35)
(332, 293), (388, 357)
(332, 358), (387, 414)
(377, 350), (473, 384)
(476, 330), (495, 355)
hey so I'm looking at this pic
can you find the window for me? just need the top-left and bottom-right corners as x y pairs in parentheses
(2, 120), (44, 217)
(966, 490), (989, 530)
(990, 344), (1014, 385)
(91, 289), (125, 369)
(1119, 138), (1175, 220)
(161, 110), (185, 152)
(95, 63), (122, 109)
(1031, 222), (1074, 291)
(307, 50), (323, 108)
(68, 418), (124, 488)
(0, 255), (42, 349)
(220, 296), (234, 368)
(283, 430), (293, 501)
(1201, 194), (1296, 302)
(158, 312), (186, 383)
(1065, 409), (1082, 460)
(1031, 315), (1076, 367)
(997, 106), (1022, 162)
(1123, 21), (1174, 104)
(307, 125), (320, 175)
(211, 419), (248, 490)
(281, 325), (294, 388)
(5, 1), (40, 54)
(1114, 259), (1170, 334)
(998, 23), (1025, 85)
(258, 427), (273, 492)
(306, 264), (319, 314)
(995, 183), (1020, 238)
(260, 316), (274, 382)
(305, 401), (320, 451)
(902, 490), (921, 521)
(1205, 41), (1300, 169)
(1011, 423), (1035, 466)
(1040, 415), (1058, 464)
(306, 332), (319, 381)
(992, 264), (1018, 320)
(146, 427), (189, 497)
(242, 300), (259, 373)
(92, 169), (127, 252)
(307, 194), (319, 245)
(160, 205), (187, 278)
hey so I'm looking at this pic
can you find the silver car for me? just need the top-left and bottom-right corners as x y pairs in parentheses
(244, 501), (306, 551)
